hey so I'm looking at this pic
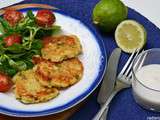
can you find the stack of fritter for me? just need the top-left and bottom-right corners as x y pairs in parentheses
(12, 35), (83, 104)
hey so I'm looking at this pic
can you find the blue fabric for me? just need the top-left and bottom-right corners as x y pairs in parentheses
(20, 0), (160, 119)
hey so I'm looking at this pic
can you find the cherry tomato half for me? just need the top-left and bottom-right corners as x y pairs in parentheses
(36, 10), (55, 27)
(42, 36), (53, 46)
(0, 72), (12, 92)
(3, 9), (24, 26)
(4, 34), (22, 47)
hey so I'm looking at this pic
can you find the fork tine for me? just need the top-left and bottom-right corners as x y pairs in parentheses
(137, 51), (147, 70)
(126, 50), (144, 79)
(118, 50), (136, 78)
(124, 50), (141, 76)
(128, 72), (132, 79)
(133, 50), (145, 71)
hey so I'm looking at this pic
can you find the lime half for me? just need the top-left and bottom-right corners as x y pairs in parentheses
(115, 20), (147, 53)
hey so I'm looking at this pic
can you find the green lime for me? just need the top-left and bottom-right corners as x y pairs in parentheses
(115, 20), (147, 53)
(92, 0), (128, 33)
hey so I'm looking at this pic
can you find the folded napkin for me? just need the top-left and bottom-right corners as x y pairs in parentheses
(0, 0), (24, 9)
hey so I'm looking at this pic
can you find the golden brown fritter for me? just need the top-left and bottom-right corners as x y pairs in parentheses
(13, 70), (59, 104)
(41, 35), (82, 62)
(33, 58), (83, 88)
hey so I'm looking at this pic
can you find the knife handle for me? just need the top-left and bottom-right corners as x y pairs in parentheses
(100, 107), (109, 120)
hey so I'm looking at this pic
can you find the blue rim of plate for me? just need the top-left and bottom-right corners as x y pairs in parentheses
(0, 8), (107, 117)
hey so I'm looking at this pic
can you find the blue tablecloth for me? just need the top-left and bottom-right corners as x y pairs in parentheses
(20, 0), (160, 119)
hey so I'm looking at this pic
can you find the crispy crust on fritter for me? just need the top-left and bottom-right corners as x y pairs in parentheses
(41, 35), (82, 62)
(33, 58), (83, 88)
(13, 70), (59, 104)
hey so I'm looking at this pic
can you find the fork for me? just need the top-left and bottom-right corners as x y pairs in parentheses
(93, 50), (142, 120)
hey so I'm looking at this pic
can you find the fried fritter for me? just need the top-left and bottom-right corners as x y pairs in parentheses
(13, 70), (59, 104)
(41, 35), (82, 62)
(34, 58), (83, 88)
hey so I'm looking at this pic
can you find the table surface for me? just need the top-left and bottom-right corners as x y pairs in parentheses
(1, 0), (160, 28)
(1, 0), (160, 120)
(122, 0), (160, 29)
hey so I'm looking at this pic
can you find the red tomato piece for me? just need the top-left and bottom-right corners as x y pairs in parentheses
(0, 73), (12, 92)
(3, 9), (24, 26)
(4, 34), (22, 47)
(32, 56), (44, 64)
(42, 36), (53, 46)
(36, 10), (55, 27)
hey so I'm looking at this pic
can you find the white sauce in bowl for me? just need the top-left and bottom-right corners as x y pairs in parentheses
(133, 64), (160, 110)
(135, 64), (160, 91)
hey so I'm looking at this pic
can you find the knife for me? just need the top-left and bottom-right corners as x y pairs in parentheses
(97, 48), (121, 120)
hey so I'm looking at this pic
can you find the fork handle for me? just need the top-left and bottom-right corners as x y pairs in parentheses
(92, 90), (119, 120)
(100, 107), (109, 120)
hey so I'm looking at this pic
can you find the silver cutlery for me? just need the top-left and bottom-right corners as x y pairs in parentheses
(97, 48), (121, 120)
(93, 50), (141, 120)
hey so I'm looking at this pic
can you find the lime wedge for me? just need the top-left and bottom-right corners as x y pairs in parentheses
(115, 20), (147, 53)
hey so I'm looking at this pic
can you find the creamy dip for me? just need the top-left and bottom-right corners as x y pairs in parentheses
(135, 64), (160, 90)
(132, 64), (160, 111)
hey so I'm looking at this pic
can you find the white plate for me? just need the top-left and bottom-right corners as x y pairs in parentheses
(0, 9), (107, 117)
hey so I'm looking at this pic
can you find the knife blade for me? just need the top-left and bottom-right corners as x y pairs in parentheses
(97, 48), (121, 120)
(98, 48), (121, 105)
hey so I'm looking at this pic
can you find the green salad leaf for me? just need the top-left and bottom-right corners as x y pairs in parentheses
(0, 63), (17, 76)
(35, 25), (61, 39)
(5, 44), (25, 53)
(0, 17), (12, 33)
(0, 23), (5, 34)
(9, 59), (27, 71)
(27, 10), (35, 20)
(0, 10), (61, 76)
